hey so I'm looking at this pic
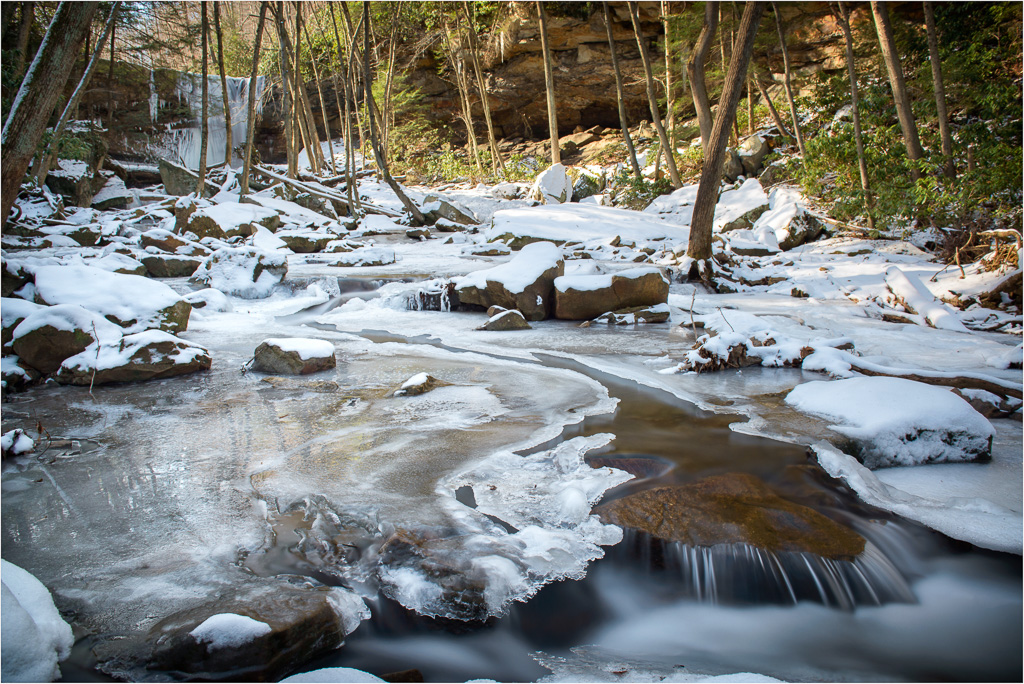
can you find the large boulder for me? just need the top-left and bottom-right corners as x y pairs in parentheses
(12, 304), (123, 375)
(595, 472), (866, 559)
(159, 159), (209, 197)
(723, 148), (744, 183)
(249, 338), (336, 375)
(714, 178), (770, 233)
(45, 159), (106, 207)
(421, 195), (479, 226)
(752, 187), (824, 250)
(528, 163), (574, 204)
(738, 135), (770, 177)
(185, 202), (282, 240)
(191, 247), (288, 299)
(477, 308), (531, 331)
(29, 263), (192, 334)
(141, 254), (203, 278)
(331, 247), (396, 267)
(276, 230), (334, 253)
(569, 167), (604, 202)
(455, 241), (565, 320)
(90, 175), (134, 211)
(553, 267), (669, 321)
(1, 297), (44, 349)
(55, 330), (212, 385)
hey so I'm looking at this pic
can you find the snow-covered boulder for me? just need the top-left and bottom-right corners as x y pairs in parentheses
(55, 330), (212, 386)
(529, 163), (574, 204)
(159, 159), (206, 197)
(30, 262), (192, 333)
(331, 246), (396, 267)
(276, 229), (334, 253)
(142, 254), (203, 278)
(185, 202), (282, 240)
(90, 175), (133, 211)
(1, 560), (75, 683)
(553, 267), (669, 321)
(421, 195), (479, 225)
(323, 239), (363, 253)
(455, 241), (565, 320)
(569, 167), (604, 202)
(738, 135), (769, 177)
(491, 181), (521, 200)
(1, 297), (44, 349)
(141, 228), (209, 256)
(45, 158), (105, 207)
(191, 247), (288, 299)
(85, 252), (147, 276)
(714, 178), (770, 233)
(249, 338), (336, 375)
(752, 186), (823, 251)
(786, 377), (995, 468)
(182, 288), (233, 312)
(11, 304), (124, 375)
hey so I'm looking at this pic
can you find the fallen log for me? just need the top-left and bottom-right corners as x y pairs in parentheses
(251, 164), (402, 219)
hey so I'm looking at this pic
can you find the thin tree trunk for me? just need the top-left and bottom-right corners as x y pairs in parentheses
(294, 3), (323, 174)
(747, 74), (754, 134)
(36, 2), (120, 185)
(771, 2), (806, 157)
(661, 0), (675, 152)
(923, 0), (954, 179)
(871, 0), (924, 180)
(537, 1), (561, 165)
(240, 0), (268, 199)
(442, 14), (483, 177)
(14, 2), (35, 82)
(340, 4), (370, 168)
(755, 73), (789, 136)
(196, 1), (210, 194)
(837, 0), (875, 230)
(629, 0), (681, 187)
(301, 20), (337, 176)
(213, 1), (232, 165)
(602, 1), (641, 178)
(361, 1), (425, 224)
(687, 1), (719, 154)
(272, 2), (297, 176)
(328, 2), (360, 212)
(107, 18), (115, 130)
(2, 1), (98, 226)
(462, 3), (505, 176)
(687, 2), (765, 272)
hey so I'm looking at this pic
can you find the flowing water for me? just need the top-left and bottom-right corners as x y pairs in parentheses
(1, 277), (1020, 682)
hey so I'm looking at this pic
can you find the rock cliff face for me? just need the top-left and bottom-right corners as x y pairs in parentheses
(78, 1), (866, 164)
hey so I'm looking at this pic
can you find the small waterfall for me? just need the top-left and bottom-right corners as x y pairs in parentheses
(615, 527), (917, 609)
(163, 71), (266, 170)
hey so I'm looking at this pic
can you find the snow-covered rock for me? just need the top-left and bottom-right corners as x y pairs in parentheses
(884, 266), (970, 333)
(185, 202), (281, 239)
(751, 186), (824, 250)
(529, 163), (574, 204)
(714, 178), (770, 232)
(1, 429), (35, 457)
(737, 134), (770, 177)
(189, 613), (272, 650)
(191, 247), (288, 299)
(477, 308), (531, 331)
(456, 241), (565, 320)
(331, 246), (396, 267)
(421, 195), (479, 225)
(1, 560), (74, 683)
(91, 175), (134, 211)
(281, 667), (385, 683)
(86, 252), (147, 276)
(487, 203), (687, 250)
(249, 338), (336, 375)
(276, 229), (334, 253)
(11, 304), (124, 375)
(56, 330), (212, 386)
(786, 377), (995, 468)
(1, 297), (44, 348)
(29, 262), (192, 333)
(553, 267), (669, 321)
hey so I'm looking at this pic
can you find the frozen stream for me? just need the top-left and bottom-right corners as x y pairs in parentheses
(1, 276), (1020, 682)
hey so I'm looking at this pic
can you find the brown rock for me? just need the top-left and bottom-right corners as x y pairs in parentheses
(554, 268), (669, 321)
(595, 472), (866, 559)
(55, 332), (212, 385)
(251, 340), (337, 375)
(477, 309), (532, 331)
(456, 243), (565, 321)
(142, 255), (203, 278)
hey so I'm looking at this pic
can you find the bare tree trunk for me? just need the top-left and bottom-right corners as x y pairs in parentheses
(629, 0), (681, 187)
(462, 3), (505, 176)
(661, 0), (675, 151)
(35, 2), (120, 184)
(293, 3), (323, 174)
(755, 72), (789, 136)
(197, 1), (210, 194)
(213, 1), (232, 165)
(537, 1), (560, 165)
(687, 1), (765, 272)
(871, 0), (924, 180)
(327, 2), (360, 212)
(602, 1), (642, 179)
(272, 3), (297, 176)
(771, 2), (806, 157)
(442, 14), (483, 178)
(107, 17), (115, 130)
(2, 1), (98, 226)
(837, 1), (875, 231)
(923, 0), (954, 179)
(14, 2), (35, 82)
(240, 1), (268, 199)
(687, 1), (719, 154)
(747, 73), (754, 134)
(340, 4), (370, 168)
(361, 1), (425, 224)
(301, 19), (337, 176)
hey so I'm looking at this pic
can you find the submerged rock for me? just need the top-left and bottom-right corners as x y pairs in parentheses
(392, 373), (444, 396)
(595, 472), (866, 559)
(250, 338), (337, 375)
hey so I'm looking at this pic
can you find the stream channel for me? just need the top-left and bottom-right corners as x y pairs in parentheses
(1, 276), (1020, 682)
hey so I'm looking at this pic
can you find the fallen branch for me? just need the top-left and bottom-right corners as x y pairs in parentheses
(251, 164), (402, 218)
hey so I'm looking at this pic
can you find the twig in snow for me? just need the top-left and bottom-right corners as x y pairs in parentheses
(89, 322), (100, 397)
(717, 307), (735, 332)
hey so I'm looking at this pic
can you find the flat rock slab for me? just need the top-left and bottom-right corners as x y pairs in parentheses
(251, 338), (337, 375)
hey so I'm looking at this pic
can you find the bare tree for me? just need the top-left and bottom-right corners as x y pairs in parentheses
(328, 2), (361, 212)
(537, 1), (560, 165)
(2, 1), (98, 225)
(754, 72), (790, 136)
(923, 0), (954, 179)
(771, 2), (806, 157)
(871, 0), (925, 180)
(687, 1), (765, 276)
(687, 1), (719, 154)
(361, 1), (425, 224)
(196, 1), (210, 195)
(35, 2), (120, 185)
(836, 0), (875, 230)
(301, 15), (338, 176)
(213, 1), (232, 165)
(461, 2), (505, 176)
(13, 1), (35, 82)
(629, 0), (681, 187)
(240, 1), (268, 198)
(602, 1), (641, 178)
(441, 11), (484, 178)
